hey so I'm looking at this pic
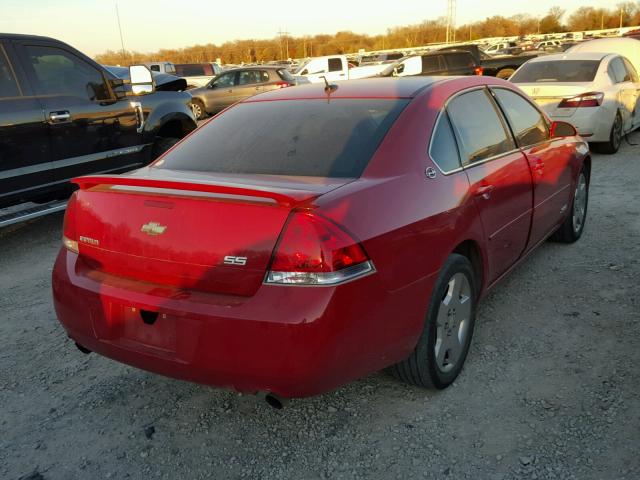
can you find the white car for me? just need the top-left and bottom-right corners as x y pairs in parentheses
(510, 52), (640, 153)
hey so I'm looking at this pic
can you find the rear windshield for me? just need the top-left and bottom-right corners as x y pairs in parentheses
(510, 60), (600, 83)
(154, 99), (408, 178)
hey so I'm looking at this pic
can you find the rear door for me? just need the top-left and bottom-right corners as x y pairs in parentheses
(0, 42), (52, 204)
(611, 56), (640, 130)
(621, 57), (640, 128)
(491, 87), (574, 247)
(235, 70), (269, 99)
(15, 41), (145, 182)
(447, 87), (533, 281)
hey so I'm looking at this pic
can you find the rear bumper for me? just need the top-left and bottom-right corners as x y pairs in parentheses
(52, 249), (433, 398)
(548, 105), (615, 143)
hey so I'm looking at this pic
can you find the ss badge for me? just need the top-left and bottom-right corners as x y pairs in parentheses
(224, 255), (247, 266)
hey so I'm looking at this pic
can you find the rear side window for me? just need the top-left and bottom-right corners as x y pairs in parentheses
(25, 45), (110, 101)
(510, 60), (600, 83)
(150, 65), (160, 72)
(609, 57), (628, 83)
(176, 64), (206, 76)
(328, 58), (343, 72)
(422, 55), (443, 74)
(492, 88), (548, 147)
(447, 89), (515, 164)
(622, 58), (639, 82)
(0, 47), (20, 98)
(154, 99), (409, 178)
(429, 113), (461, 173)
(446, 53), (473, 69)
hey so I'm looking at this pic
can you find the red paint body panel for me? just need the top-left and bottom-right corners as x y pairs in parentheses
(52, 76), (589, 397)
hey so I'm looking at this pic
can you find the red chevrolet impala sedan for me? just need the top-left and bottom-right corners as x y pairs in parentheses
(52, 76), (590, 401)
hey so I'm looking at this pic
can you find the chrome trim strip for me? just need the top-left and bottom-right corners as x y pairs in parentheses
(0, 144), (148, 180)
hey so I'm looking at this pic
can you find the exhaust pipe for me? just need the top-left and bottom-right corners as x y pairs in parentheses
(257, 391), (288, 409)
(75, 342), (91, 354)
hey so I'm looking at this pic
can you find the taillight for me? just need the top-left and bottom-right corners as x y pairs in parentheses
(265, 210), (373, 285)
(474, 66), (484, 76)
(62, 192), (78, 253)
(275, 81), (291, 89)
(558, 92), (604, 108)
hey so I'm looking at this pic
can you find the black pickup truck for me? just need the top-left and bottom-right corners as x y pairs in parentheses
(438, 44), (539, 79)
(0, 33), (197, 221)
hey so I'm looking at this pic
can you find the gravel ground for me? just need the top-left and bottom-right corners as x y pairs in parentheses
(1, 134), (639, 480)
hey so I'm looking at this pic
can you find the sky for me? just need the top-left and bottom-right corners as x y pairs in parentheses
(0, 0), (624, 56)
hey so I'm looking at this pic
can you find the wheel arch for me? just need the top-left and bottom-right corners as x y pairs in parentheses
(451, 239), (485, 298)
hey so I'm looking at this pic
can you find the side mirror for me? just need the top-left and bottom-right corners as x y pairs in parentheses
(129, 65), (154, 95)
(550, 120), (577, 138)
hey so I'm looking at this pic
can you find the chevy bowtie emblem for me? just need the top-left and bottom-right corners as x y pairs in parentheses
(141, 222), (167, 236)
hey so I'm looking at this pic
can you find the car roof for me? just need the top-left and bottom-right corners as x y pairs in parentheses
(526, 52), (610, 63)
(246, 77), (440, 101)
(0, 33), (59, 41)
(223, 66), (284, 72)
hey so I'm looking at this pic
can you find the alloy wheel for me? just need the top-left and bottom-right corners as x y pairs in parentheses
(572, 172), (588, 233)
(612, 114), (623, 151)
(434, 272), (472, 373)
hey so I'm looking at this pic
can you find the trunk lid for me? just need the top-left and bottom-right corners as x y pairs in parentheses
(516, 83), (592, 117)
(72, 170), (352, 296)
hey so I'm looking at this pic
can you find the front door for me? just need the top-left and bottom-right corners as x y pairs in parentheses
(16, 42), (145, 182)
(447, 88), (533, 281)
(0, 42), (52, 205)
(204, 71), (238, 113)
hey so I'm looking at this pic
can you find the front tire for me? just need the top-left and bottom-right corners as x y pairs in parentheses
(551, 165), (589, 243)
(391, 254), (477, 389)
(190, 99), (206, 120)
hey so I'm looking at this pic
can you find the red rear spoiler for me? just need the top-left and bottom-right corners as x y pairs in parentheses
(72, 175), (298, 207)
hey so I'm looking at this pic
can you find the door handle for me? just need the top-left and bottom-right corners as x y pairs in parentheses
(475, 185), (495, 200)
(49, 111), (70, 123)
(531, 158), (545, 175)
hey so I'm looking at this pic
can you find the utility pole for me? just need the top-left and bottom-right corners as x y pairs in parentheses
(620, 7), (624, 29)
(115, 1), (126, 64)
(277, 27), (290, 60)
(445, 0), (456, 43)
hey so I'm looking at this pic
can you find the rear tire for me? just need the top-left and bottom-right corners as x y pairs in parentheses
(496, 68), (515, 80)
(594, 112), (623, 154)
(551, 165), (589, 243)
(391, 254), (477, 389)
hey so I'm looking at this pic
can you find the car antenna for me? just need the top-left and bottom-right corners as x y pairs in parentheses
(321, 76), (338, 96)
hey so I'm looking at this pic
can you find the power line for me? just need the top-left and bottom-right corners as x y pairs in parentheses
(115, 1), (126, 63)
